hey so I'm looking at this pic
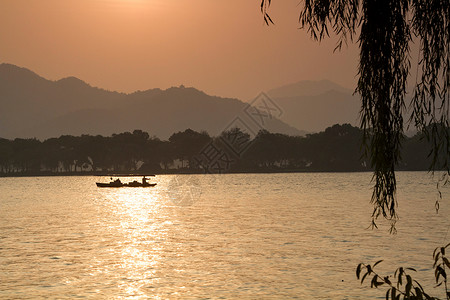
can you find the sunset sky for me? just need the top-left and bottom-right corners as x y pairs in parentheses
(0, 0), (359, 100)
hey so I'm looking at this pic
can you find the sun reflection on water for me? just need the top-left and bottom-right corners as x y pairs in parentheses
(100, 179), (165, 298)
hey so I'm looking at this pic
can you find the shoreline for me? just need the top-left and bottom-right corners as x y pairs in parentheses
(0, 168), (435, 178)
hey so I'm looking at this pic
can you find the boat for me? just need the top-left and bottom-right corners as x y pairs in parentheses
(96, 176), (157, 188)
(125, 181), (157, 187)
(96, 182), (123, 188)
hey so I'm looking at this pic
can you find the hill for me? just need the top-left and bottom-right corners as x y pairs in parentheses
(267, 80), (360, 133)
(0, 64), (302, 139)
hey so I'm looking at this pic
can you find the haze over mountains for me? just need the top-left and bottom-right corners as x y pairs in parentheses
(267, 80), (360, 133)
(0, 63), (360, 140)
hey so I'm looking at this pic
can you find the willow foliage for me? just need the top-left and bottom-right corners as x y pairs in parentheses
(261, 0), (450, 231)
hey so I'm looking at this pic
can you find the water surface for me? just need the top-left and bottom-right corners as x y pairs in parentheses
(0, 172), (448, 299)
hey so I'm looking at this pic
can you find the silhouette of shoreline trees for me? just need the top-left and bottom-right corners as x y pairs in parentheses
(0, 124), (441, 176)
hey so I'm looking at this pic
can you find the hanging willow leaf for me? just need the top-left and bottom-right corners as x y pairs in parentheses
(260, 0), (449, 231)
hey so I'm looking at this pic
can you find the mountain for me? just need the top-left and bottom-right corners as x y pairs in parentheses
(268, 79), (352, 98)
(0, 63), (302, 139)
(267, 80), (360, 133)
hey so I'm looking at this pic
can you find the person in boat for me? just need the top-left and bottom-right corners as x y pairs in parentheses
(142, 176), (148, 185)
(111, 178), (121, 184)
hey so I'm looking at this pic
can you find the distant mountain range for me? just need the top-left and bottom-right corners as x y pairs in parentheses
(0, 63), (303, 140)
(266, 80), (360, 133)
(0, 63), (362, 140)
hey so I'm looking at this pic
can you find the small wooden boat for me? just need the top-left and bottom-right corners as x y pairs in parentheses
(96, 182), (157, 188)
(96, 182), (123, 188)
(125, 181), (157, 187)
(96, 177), (157, 188)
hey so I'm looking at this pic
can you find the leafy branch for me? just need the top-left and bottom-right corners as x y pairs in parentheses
(260, 0), (449, 232)
(357, 244), (450, 299)
(433, 243), (450, 299)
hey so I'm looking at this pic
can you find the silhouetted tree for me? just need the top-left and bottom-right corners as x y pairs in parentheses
(141, 136), (164, 172)
(169, 129), (212, 168)
(109, 132), (145, 171)
(261, 0), (449, 230)
(83, 135), (109, 171)
(0, 126), (441, 175)
(41, 138), (63, 172)
(246, 130), (292, 168)
(261, 2), (449, 297)
(56, 135), (81, 172)
(305, 124), (364, 171)
(0, 138), (13, 173)
(157, 140), (175, 170)
(12, 138), (41, 173)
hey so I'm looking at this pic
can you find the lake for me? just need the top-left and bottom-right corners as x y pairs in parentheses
(0, 172), (448, 299)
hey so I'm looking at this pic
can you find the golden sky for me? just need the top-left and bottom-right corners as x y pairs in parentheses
(0, 0), (359, 100)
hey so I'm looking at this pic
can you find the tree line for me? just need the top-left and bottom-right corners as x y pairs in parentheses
(0, 124), (440, 176)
